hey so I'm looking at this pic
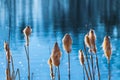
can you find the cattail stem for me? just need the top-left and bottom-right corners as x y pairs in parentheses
(54, 67), (57, 80)
(68, 53), (70, 80)
(31, 73), (34, 80)
(24, 45), (30, 80)
(11, 56), (15, 80)
(84, 64), (90, 80)
(108, 60), (111, 80)
(82, 66), (85, 80)
(95, 54), (100, 80)
(14, 68), (20, 80)
(58, 66), (60, 80)
(90, 54), (95, 80)
(83, 41), (92, 80)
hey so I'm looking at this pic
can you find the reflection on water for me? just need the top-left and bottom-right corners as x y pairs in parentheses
(0, 0), (120, 80)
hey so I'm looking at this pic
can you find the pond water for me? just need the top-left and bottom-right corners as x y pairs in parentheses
(0, 0), (120, 80)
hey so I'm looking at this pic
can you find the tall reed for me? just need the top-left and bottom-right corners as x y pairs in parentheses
(23, 26), (32, 80)
(51, 42), (62, 80)
(79, 49), (90, 80)
(62, 33), (72, 80)
(102, 36), (112, 80)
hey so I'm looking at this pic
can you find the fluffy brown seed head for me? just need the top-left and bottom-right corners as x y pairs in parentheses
(23, 26), (32, 37)
(89, 29), (97, 53)
(62, 33), (72, 53)
(48, 57), (52, 67)
(102, 36), (112, 61)
(51, 42), (61, 66)
(79, 50), (84, 66)
(23, 26), (32, 46)
(84, 33), (91, 48)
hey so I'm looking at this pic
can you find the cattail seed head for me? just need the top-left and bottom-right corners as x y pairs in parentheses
(89, 29), (97, 54)
(4, 41), (11, 63)
(48, 57), (54, 79)
(23, 26), (32, 46)
(84, 33), (91, 48)
(102, 36), (112, 61)
(79, 50), (84, 66)
(48, 57), (52, 67)
(51, 42), (61, 66)
(62, 33), (72, 53)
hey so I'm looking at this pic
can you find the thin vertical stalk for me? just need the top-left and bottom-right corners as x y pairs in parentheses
(58, 66), (60, 80)
(83, 41), (92, 80)
(68, 53), (70, 80)
(28, 45), (30, 80)
(84, 64), (90, 80)
(90, 54), (95, 80)
(95, 54), (100, 80)
(31, 73), (34, 80)
(11, 56), (15, 80)
(24, 45), (30, 80)
(14, 68), (20, 80)
(108, 60), (111, 80)
(83, 66), (85, 80)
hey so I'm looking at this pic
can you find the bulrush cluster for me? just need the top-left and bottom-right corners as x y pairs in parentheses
(79, 50), (84, 66)
(4, 41), (11, 63)
(51, 42), (61, 66)
(48, 57), (54, 79)
(23, 26), (32, 46)
(62, 33), (72, 53)
(102, 36), (112, 61)
(84, 29), (97, 54)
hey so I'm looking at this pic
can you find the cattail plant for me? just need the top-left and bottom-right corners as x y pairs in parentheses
(4, 41), (11, 80)
(23, 26), (32, 80)
(102, 36), (112, 80)
(79, 49), (90, 80)
(62, 33), (72, 80)
(51, 42), (62, 80)
(84, 34), (92, 80)
(48, 57), (54, 80)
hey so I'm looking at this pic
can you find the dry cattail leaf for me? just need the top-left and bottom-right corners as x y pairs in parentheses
(6, 68), (11, 80)
(89, 29), (97, 54)
(62, 33), (72, 53)
(23, 26), (32, 46)
(84, 33), (91, 48)
(79, 50), (84, 66)
(6, 48), (11, 63)
(48, 57), (54, 79)
(102, 36), (112, 60)
(4, 41), (9, 52)
(51, 42), (61, 66)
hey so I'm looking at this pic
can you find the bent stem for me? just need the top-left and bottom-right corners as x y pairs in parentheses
(68, 53), (70, 80)
(83, 41), (92, 80)
(14, 68), (20, 80)
(108, 60), (111, 80)
(58, 66), (60, 80)
(84, 64), (90, 80)
(24, 45), (30, 80)
(95, 54), (100, 80)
